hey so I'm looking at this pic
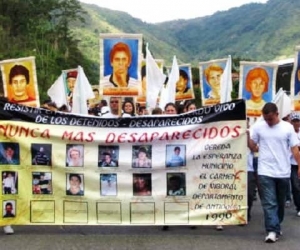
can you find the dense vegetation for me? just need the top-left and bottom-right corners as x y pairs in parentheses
(0, 0), (96, 101)
(1, 0), (299, 103)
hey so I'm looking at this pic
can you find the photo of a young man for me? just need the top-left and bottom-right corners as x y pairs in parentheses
(0, 57), (40, 107)
(2, 171), (18, 195)
(3, 200), (16, 218)
(99, 35), (142, 97)
(166, 145), (186, 167)
(0, 142), (20, 165)
(66, 173), (84, 196)
(31, 143), (52, 166)
(98, 146), (119, 167)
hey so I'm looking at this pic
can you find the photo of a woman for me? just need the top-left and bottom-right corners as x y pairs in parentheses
(66, 145), (84, 167)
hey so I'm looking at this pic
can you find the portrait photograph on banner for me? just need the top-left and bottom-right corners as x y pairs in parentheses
(0, 56), (40, 107)
(239, 61), (277, 117)
(199, 58), (227, 106)
(290, 46), (300, 111)
(2, 200), (16, 218)
(99, 33), (143, 97)
(176, 64), (194, 102)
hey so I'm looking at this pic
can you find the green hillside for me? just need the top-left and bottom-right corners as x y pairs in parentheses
(1, 0), (299, 102)
(75, 0), (300, 66)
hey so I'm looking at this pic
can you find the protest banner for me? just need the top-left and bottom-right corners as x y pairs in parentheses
(0, 99), (246, 226)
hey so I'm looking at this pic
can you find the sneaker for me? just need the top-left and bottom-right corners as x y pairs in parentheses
(297, 211), (300, 217)
(215, 225), (223, 231)
(265, 232), (277, 243)
(3, 225), (14, 235)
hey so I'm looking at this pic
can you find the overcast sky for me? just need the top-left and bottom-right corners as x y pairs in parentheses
(80, 0), (269, 23)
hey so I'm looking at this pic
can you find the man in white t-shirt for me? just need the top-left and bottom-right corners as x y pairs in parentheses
(101, 97), (130, 118)
(289, 113), (300, 217)
(248, 103), (300, 243)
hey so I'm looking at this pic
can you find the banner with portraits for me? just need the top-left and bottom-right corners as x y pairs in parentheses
(0, 57), (40, 108)
(99, 33), (143, 97)
(199, 58), (227, 106)
(0, 99), (247, 226)
(290, 46), (300, 111)
(239, 61), (277, 117)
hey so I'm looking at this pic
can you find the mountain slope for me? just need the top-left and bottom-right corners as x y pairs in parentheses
(74, 0), (300, 66)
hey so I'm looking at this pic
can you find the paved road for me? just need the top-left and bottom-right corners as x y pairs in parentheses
(1, 201), (300, 250)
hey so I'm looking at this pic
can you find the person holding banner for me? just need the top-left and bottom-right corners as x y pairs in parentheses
(245, 67), (269, 115)
(164, 102), (178, 115)
(248, 102), (300, 243)
(101, 97), (132, 118)
(184, 101), (197, 112)
(122, 99), (136, 116)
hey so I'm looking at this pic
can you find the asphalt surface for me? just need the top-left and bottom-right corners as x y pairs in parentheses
(1, 201), (300, 250)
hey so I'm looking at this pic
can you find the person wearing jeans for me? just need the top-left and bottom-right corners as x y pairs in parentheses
(248, 103), (300, 243)
(290, 113), (300, 216)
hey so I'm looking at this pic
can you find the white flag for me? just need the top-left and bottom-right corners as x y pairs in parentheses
(220, 55), (232, 103)
(273, 88), (291, 119)
(47, 73), (67, 108)
(72, 66), (94, 115)
(159, 56), (179, 110)
(146, 44), (166, 109)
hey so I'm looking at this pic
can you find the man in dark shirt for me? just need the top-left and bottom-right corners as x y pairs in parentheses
(32, 147), (50, 166)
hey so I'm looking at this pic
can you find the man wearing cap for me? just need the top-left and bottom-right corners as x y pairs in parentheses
(66, 70), (77, 107)
(248, 103), (300, 243)
(290, 113), (300, 217)
(101, 42), (139, 95)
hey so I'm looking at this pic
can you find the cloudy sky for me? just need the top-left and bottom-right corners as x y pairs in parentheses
(80, 0), (269, 23)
